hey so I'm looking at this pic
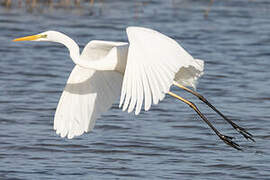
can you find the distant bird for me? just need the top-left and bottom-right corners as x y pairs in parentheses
(13, 27), (254, 150)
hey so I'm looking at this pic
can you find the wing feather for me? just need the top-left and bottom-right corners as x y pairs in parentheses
(127, 64), (138, 113)
(54, 40), (124, 139)
(135, 63), (144, 115)
(120, 27), (204, 114)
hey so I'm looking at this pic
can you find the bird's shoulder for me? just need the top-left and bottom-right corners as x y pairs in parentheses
(81, 40), (128, 60)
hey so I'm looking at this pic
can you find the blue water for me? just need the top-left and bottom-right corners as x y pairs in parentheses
(0, 0), (270, 179)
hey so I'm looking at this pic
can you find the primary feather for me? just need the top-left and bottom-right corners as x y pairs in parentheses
(119, 27), (204, 115)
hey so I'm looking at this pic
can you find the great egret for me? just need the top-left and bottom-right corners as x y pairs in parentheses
(13, 27), (254, 150)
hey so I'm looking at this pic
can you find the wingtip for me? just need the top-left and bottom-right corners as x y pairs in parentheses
(67, 134), (74, 139)
(135, 110), (140, 115)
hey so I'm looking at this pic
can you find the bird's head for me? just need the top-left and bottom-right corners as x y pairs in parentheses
(13, 31), (60, 42)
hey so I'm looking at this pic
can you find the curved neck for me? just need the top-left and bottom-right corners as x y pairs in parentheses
(53, 33), (80, 64)
(53, 32), (118, 71)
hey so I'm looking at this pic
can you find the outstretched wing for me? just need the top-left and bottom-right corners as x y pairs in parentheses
(54, 40), (125, 139)
(119, 27), (201, 115)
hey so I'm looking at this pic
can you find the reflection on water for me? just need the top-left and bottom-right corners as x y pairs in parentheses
(0, 0), (270, 179)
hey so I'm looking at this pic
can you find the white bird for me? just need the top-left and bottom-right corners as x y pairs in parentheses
(13, 27), (253, 150)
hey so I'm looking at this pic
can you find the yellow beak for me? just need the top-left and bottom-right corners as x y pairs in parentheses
(13, 34), (45, 42)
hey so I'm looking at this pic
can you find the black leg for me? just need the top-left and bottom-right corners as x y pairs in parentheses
(173, 82), (255, 142)
(168, 91), (242, 150)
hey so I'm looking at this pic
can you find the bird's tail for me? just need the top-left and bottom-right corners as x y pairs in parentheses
(174, 58), (204, 89)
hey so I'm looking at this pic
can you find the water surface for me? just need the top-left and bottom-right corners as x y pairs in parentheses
(0, 0), (270, 179)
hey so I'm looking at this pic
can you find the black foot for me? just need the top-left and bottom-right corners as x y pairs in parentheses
(231, 122), (255, 142)
(218, 134), (242, 151)
(197, 95), (255, 142)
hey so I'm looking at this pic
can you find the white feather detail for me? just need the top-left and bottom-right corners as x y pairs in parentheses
(54, 40), (124, 139)
(120, 27), (204, 115)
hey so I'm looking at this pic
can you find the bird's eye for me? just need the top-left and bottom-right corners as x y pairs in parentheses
(41, 34), (47, 38)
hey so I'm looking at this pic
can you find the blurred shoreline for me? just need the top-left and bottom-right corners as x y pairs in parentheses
(1, 0), (95, 9)
(1, 0), (214, 19)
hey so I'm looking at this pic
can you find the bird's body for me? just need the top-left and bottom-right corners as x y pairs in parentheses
(13, 27), (253, 149)
(47, 27), (204, 139)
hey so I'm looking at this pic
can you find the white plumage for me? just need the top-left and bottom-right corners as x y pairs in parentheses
(54, 41), (125, 139)
(120, 27), (204, 115)
(14, 26), (256, 150)
(13, 27), (204, 139)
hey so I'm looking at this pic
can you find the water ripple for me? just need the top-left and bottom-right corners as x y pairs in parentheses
(0, 0), (270, 179)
